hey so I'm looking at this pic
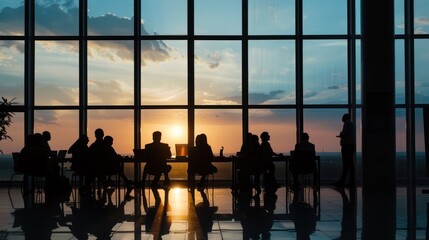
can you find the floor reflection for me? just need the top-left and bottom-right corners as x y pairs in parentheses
(4, 185), (428, 239)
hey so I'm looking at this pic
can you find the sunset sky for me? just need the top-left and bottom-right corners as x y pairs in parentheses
(0, 0), (428, 155)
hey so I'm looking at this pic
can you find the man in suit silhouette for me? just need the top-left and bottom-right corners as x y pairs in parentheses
(143, 131), (172, 188)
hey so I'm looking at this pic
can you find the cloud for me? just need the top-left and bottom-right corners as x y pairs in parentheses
(415, 17), (429, 25)
(35, 83), (77, 105)
(0, 2), (172, 65)
(206, 51), (222, 69)
(248, 90), (286, 104)
(88, 79), (133, 105)
(35, 110), (58, 125)
(303, 91), (318, 98)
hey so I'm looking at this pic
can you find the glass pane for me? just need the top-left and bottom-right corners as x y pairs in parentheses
(248, 0), (295, 35)
(34, 110), (78, 152)
(415, 108), (426, 179)
(0, 112), (24, 181)
(0, 112), (24, 154)
(35, 41), (79, 106)
(249, 109), (296, 154)
(88, 110), (134, 155)
(249, 40), (295, 105)
(415, 40), (429, 104)
(355, 0), (361, 35)
(141, 109), (187, 156)
(88, 0), (133, 36)
(396, 109), (406, 179)
(88, 40), (134, 105)
(395, 40), (405, 104)
(303, 40), (348, 104)
(0, 1), (24, 35)
(395, 0), (404, 35)
(141, 40), (187, 105)
(195, 41), (242, 105)
(304, 109), (348, 181)
(195, 0), (241, 35)
(141, 0), (187, 35)
(195, 109), (242, 157)
(0, 40), (24, 104)
(356, 40), (361, 104)
(303, 0), (347, 35)
(356, 109), (362, 180)
(35, 0), (79, 36)
(414, 0), (429, 34)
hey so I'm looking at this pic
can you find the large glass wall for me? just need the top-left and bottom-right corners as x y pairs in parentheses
(0, 0), (427, 236)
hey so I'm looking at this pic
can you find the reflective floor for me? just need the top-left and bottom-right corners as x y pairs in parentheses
(0, 183), (428, 239)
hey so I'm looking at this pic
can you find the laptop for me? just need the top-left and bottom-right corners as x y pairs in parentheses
(175, 144), (188, 158)
(57, 150), (67, 160)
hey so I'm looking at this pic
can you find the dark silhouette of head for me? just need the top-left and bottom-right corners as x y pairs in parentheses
(153, 131), (162, 143)
(94, 128), (104, 140)
(42, 131), (51, 141)
(196, 133), (208, 147)
(301, 132), (309, 142)
(342, 113), (351, 122)
(260, 131), (270, 142)
(104, 135), (113, 146)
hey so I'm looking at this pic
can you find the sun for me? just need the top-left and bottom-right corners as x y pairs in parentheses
(171, 125), (183, 138)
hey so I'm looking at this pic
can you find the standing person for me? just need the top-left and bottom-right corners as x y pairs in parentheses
(143, 131), (172, 189)
(260, 131), (282, 191)
(334, 113), (356, 188)
(188, 134), (218, 190)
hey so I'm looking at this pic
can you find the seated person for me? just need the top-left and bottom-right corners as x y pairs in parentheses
(143, 131), (172, 188)
(236, 133), (263, 193)
(260, 131), (282, 191)
(291, 133), (316, 188)
(68, 134), (91, 193)
(188, 134), (218, 190)
(103, 136), (133, 195)
(68, 134), (89, 174)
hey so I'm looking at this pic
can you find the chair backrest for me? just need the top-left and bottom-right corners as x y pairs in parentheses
(12, 152), (23, 173)
(291, 150), (316, 174)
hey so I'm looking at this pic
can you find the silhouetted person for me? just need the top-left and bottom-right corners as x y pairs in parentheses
(41, 130), (51, 151)
(68, 134), (95, 197)
(260, 131), (282, 191)
(188, 134), (218, 190)
(103, 135), (133, 197)
(238, 133), (263, 194)
(143, 131), (172, 189)
(334, 113), (356, 188)
(68, 134), (89, 174)
(291, 133), (317, 189)
(88, 128), (108, 191)
(20, 134), (50, 177)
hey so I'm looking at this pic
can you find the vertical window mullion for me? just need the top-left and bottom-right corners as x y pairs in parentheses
(296, 0), (303, 142)
(242, 0), (249, 142)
